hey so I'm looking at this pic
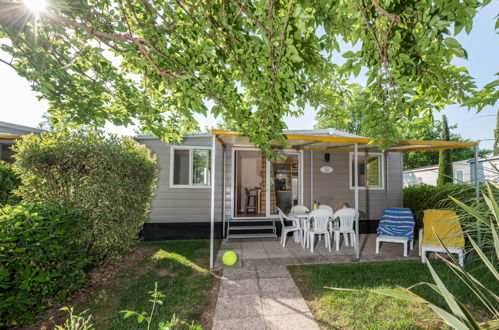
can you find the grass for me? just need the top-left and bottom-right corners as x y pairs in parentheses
(76, 240), (218, 329)
(289, 259), (498, 329)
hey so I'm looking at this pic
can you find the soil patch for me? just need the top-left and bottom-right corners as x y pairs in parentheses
(199, 270), (222, 330)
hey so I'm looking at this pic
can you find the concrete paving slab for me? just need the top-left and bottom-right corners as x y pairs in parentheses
(270, 257), (300, 266)
(258, 277), (300, 296)
(243, 258), (273, 268)
(222, 267), (257, 280)
(220, 241), (243, 250)
(212, 316), (266, 330)
(263, 312), (320, 330)
(219, 278), (259, 297)
(260, 296), (311, 316)
(214, 294), (262, 319)
(256, 265), (291, 278)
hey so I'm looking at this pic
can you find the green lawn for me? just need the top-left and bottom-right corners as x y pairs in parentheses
(76, 240), (218, 329)
(289, 260), (497, 329)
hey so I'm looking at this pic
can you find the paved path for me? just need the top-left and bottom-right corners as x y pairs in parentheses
(213, 264), (319, 330)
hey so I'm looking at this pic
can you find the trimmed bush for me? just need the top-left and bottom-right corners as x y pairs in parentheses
(0, 203), (91, 327)
(12, 132), (158, 263)
(0, 162), (20, 206)
(403, 183), (499, 225)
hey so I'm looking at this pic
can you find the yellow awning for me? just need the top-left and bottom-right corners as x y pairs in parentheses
(0, 134), (22, 140)
(212, 130), (477, 152)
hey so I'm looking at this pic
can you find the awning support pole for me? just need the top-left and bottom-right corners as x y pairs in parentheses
(474, 145), (481, 246)
(354, 143), (360, 259)
(209, 134), (216, 269)
(222, 149), (226, 239)
(310, 150), (314, 206)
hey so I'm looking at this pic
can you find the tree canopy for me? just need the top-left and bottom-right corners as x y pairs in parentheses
(0, 0), (497, 155)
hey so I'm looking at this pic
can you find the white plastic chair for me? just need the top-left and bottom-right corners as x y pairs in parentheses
(290, 205), (310, 247)
(277, 207), (301, 247)
(308, 209), (333, 252)
(332, 208), (358, 251)
(318, 204), (333, 212)
(290, 205), (310, 214)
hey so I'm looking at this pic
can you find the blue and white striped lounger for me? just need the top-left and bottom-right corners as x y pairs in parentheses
(376, 208), (415, 257)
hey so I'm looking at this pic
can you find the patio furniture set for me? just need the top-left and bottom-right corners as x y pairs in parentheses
(278, 206), (466, 265)
(277, 204), (359, 253)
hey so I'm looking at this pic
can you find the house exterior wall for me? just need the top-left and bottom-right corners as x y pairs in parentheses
(404, 157), (499, 187)
(470, 157), (499, 183)
(482, 159), (499, 182)
(137, 136), (224, 224)
(453, 160), (470, 184)
(305, 151), (403, 221)
(139, 137), (404, 238)
(403, 166), (439, 186)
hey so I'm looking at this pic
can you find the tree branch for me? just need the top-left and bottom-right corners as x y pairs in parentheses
(0, 58), (16, 71)
(371, 0), (401, 24)
(228, 0), (271, 36)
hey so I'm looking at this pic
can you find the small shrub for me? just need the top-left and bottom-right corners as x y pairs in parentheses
(55, 307), (94, 330)
(0, 203), (91, 327)
(12, 131), (158, 263)
(0, 162), (20, 206)
(122, 282), (202, 330)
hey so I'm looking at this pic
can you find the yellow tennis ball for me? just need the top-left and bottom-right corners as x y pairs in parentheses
(222, 251), (238, 266)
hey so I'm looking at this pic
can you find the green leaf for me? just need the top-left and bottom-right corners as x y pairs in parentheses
(342, 51), (355, 58)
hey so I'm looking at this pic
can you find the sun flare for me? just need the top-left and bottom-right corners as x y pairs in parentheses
(23, 0), (47, 13)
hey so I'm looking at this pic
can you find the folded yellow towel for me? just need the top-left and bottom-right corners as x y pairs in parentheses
(422, 209), (465, 248)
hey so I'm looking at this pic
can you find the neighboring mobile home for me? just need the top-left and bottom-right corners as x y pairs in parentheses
(403, 156), (499, 187)
(0, 121), (46, 163)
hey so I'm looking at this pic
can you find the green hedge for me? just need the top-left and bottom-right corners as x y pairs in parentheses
(0, 162), (20, 206)
(12, 132), (158, 263)
(403, 183), (494, 226)
(0, 203), (91, 327)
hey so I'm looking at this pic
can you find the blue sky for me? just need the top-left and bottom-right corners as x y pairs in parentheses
(0, 3), (497, 149)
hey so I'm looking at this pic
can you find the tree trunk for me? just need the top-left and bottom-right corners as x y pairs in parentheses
(437, 115), (453, 185)
(494, 108), (499, 156)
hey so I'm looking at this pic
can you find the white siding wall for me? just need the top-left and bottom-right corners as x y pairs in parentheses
(138, 137), (224, 223)
(141, 139), (404, 223)
(306, 151), (403, 220)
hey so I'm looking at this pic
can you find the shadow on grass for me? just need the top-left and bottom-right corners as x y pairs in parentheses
(78, 240), (218, 330)
(289, 260), (497, 329)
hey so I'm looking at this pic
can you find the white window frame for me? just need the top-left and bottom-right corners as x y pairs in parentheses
(349, 152), (385, 190)
(169, 146), (211, 188)
(454, 169), (464, 184)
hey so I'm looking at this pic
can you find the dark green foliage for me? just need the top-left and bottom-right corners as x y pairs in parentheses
(403, 184), (476, 225)
(403, 183), (494, 225)
(0, 162), (20, 206)
(0, 203), (91, 327)
(12, 132), (158, 263)
(437, 116), (453, 185)
(494, 108), (499, 156)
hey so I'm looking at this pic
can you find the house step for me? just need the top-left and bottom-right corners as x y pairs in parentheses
(229, 225), (275, 231)
(227, 233), (277, 239)
(229, 218), (276, 223)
